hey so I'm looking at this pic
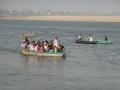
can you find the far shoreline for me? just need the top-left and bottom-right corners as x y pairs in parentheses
(1, 16), (120, 22)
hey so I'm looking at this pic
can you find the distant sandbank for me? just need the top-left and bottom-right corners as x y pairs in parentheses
(1, 16), (120, 22)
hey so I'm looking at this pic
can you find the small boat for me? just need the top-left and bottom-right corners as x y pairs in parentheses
(20, 49), (66, 57)
(75, 39), (112, 44)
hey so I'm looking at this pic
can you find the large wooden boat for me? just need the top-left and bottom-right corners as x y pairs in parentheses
(20, 49), (66, 57)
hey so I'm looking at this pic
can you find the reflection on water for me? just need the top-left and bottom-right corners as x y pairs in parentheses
(1, 20), (120, 90)
(19, 54), (66, 84)
(20, 54), (66, 63)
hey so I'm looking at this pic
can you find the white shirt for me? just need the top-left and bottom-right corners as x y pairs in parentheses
(78, 35), (82, 39)
(53, 39), (59, 47)
(44, 44), (48, 50)
(21, 42), (26, 49)
(28, 44), (34, 51)
(89, 36), (93, 41)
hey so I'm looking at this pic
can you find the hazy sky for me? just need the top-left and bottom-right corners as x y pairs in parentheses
(0, 0), (120, 13)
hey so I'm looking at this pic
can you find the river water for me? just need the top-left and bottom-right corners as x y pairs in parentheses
(0, 20), (120, 90)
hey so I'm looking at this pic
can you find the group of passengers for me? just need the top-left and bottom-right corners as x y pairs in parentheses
(77, 34), (108, 41)
(21, 36), (64, 53)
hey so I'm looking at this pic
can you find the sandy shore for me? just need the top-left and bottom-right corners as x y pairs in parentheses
(1, 16), (120, 22)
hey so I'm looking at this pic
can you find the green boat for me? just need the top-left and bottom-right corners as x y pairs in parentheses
(20, 49), (66, 57)
(96, 40), (112, 44)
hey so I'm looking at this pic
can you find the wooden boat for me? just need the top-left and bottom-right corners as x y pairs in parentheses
(20, 49), (66, 57)
(75, 39), (112, 44)
(75, 40), (97, 44)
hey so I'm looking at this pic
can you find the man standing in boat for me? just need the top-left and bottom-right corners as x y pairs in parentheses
(53, 35), (60, 53)
(105, 34), (108, 41)
(21, 37), (30, 50)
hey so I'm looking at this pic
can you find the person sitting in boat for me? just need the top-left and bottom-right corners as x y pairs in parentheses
(28, 42), (34, 51)
(35, 40), (41, 53)
(44, 40), (49, 52)
(32, 41), (37, 48)
(53, 35), (60, 53)
(88, 34), (94, 41)
(21, 41), (26, 49)
(59, 44), (65, 52)
(48, 40), (53, 50)
(21, 37), (30, 49)
(40, 41), (45, 52)
(47, 40), (54, 53)
(77, 34), (83, 41)
(105, 34), (108, 41)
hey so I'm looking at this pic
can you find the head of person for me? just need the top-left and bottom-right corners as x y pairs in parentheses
(89, 34), (92, 36)
(54, 35), (58, 40)
(45, 40), (49, 44)
(32, 41), (35, 44)
(37, 40), (40, 45)
(25, 37), (29, 42)
(25, 37), (28, 40)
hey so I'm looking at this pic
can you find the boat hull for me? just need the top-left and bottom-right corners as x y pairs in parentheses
(75, 40), (112, 44)
(75, 40), (97, 44)
(20, 50), (66, 57)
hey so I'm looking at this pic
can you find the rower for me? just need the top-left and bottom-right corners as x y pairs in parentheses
(88, 34), (93, 41)
(53, 35), (60, 53)
(105, 34), (108, 41)
(77, 34), (83, 41)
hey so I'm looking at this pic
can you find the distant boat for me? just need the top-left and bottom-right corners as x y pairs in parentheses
(75, 39), (112, 44)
